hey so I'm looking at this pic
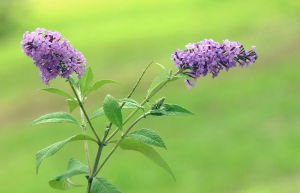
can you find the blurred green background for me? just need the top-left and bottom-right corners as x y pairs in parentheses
(0, 0), (299, 192)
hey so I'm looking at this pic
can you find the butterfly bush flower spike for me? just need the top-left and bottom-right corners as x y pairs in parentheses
(21, 28), (86, 85)
(171, 39), (257, 87)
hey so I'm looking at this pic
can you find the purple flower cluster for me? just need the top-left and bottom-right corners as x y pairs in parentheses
(171, 39), (257, 87)
(21, 28), (86, 85)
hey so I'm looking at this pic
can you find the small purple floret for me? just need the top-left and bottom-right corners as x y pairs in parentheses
(21, 28), (86, 85)
(171, 39), (257, 87)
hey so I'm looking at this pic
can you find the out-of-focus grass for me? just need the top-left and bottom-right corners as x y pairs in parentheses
(0, 0), (299, 193)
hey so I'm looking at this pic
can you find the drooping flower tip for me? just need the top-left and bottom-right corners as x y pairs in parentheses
(171, 39), (257, 87)
(21, 28), (86, 85)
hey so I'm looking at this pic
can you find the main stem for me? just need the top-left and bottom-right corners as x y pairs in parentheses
(86, 123), (116, 192)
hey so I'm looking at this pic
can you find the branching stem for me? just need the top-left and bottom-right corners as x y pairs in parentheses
(105, 70), (181, 143)
(69, 67), (182, 193)
(95, 112), (150, 176)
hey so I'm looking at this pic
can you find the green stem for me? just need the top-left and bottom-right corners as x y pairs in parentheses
(126, 61), (153, 99)
(76, 84), (93, 175)
(91, 144), (104, 175)
(86, 178), (93, 193)
(95, 112), (150, 176)
(68, 78), (101, 143)
(79, 109), (92, 175)
(86, 123), (121, 193)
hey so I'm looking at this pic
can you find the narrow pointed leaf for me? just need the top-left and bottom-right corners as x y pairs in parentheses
(49, 158), (88, 190)
(31, 112), (79, 126)
(120, 138), (175, 180)
(36, 134), (96, 174)
(90, 107), (104, 120)
(67, 99), (79, 113)
(103, 95), (123, 130)
(42, 88), (73, 99)
(91, 177), (122, 193)
(86, 80), (117, 95)
(80, 67), (94, 95)
(151, 97), (165, 110)
(120, 98), (144, 109)
(127, 128), (166, 149)
(150, 104), (193, 116)
(90, 102), (141, 121)
(147, 73), (169, 97)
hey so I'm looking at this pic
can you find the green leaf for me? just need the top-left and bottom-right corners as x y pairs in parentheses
(103, 95), (123, 130)
(42, 88), (73, 99)
(36, 134), (96, 174)
(147, 73), (169, 97)
(86, 80), (117, 95)
(120, 98), (144, 109)
(80, 67), (94, 95)
(90, 107), (104, 120)
(174, 73), (194, 81)
(120, 138), (175, 180)
(127, 128), (166, 149)
(49, 158), (88, 190)
(67, 99), (79, 113)
(31, 112), (79, 126)
(90, 101), (141, 121)
(150, 104), (193, 116)
(151, 97), (165, 110)
(91, 177), (122, 193)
